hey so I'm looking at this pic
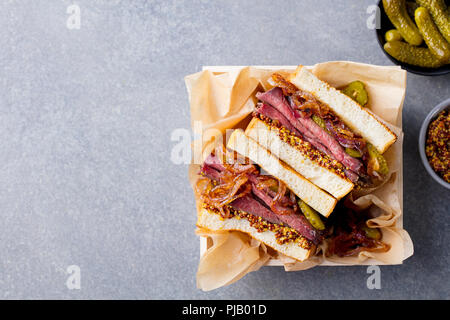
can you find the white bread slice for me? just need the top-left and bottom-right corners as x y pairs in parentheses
(227, 129), (337, 217)
(197, 207), (314, 261)
(245, 118), (354, 199)
(289, 66), (397, 153)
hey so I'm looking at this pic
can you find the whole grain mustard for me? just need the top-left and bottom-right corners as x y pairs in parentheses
(425, 109), (450, 183)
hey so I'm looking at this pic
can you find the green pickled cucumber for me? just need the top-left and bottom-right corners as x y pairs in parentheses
(298, 200), (325, 231)
(383, 0), (423, 45)
(341, 81), (369, 107)
(362, 225), (382, 240)
(312, 114), (326, 129)
(384, 40), (446, 67)
(416, 0), (450, 44)
(367, 143), (389, 175)
(385, 29), (404, 41)
(415, 7), (450, 63)
(345, 148), (363, 158)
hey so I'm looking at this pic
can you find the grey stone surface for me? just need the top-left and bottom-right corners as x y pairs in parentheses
(0, 0), (448, 299)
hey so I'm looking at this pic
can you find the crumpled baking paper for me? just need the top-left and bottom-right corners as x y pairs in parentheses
(185, 62), (413, 291)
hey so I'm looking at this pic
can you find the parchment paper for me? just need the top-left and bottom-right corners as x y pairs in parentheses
(184, 62), (414, 291)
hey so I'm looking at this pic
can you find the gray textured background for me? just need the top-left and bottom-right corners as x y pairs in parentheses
(0, 0), (449, 299)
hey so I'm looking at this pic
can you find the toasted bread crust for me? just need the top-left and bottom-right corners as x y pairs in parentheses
(289, 65), (397, 154)
(197, 208), (314, 262)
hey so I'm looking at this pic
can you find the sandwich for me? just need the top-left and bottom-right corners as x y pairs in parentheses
(248, 66), (397, 199)
(196, 130), (333, 261)
(196, 130), (389, 262)
(195, 65), (394, 262)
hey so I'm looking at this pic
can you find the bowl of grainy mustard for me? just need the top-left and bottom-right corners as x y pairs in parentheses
(419, 98), (450, 189)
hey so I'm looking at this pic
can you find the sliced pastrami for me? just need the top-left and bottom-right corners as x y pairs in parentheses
(298, 117), (363, 173)
(251, 184), (295, 216)
(256, 87), (363, 175)
(250, 184), (321, 243)
(203, 154), (226, 172)
(344, 169), (359, 183)
(257, 88), (334, 159)
(256, 87), (300, 124)
(230, 195), (281, 225)
(278, 212), (321, 244)
(247, 174), (293, 207)
(290, 116), (334, 157)
(200, 163), (222, 181)
(255, 103), (301, 136)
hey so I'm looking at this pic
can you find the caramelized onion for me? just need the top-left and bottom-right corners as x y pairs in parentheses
(327, 232), (390, 257)
(326, 208), (391, 258)
(195, 176), (212, 197)
(269, 180), (294, 215)
(325, 120), (366, 151)
(271, 73), (298, 95)
(208, 173), (250, 203)
(254, 176), (278, 191)
(197, 156), (254, 218)
(213, 146), (258, 176)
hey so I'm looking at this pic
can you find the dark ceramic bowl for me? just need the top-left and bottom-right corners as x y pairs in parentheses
(418, 98), (450, 189)
(375, 0), (450, 76)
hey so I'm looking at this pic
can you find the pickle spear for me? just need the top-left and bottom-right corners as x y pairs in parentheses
(341, 80), (369, 107)
(345, 148), (363, 158)
(362, 225), (382, 240)
(384, 40), (446, 68)
(312, 114), (326, 130)
(367, 143), (389, 176)
(385, 29), (404, 41)
(383, 0), (423, 45)
(298, 200), (325, 231)
(416, 0), (450, 44)
(415, 7), (450, 63)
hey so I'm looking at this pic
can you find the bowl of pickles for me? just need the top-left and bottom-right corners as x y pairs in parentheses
(376, 0), (450, 76)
